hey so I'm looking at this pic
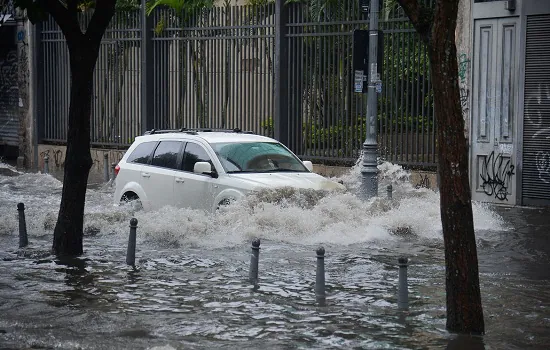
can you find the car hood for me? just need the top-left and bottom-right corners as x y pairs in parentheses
(226, 172), (346, 191)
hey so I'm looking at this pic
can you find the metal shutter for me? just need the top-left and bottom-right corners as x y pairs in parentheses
(0, 25), (19, 148)
(523, 15), (550, 206)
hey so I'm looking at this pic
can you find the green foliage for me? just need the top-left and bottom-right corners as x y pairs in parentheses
(146, 0), (213, 19)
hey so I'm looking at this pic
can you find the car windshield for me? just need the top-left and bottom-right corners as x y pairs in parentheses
(211, 142), (309, 173)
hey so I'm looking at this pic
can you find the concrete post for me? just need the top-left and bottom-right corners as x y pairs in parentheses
(126, 218), (138, 266)
(387, 184), (393, 199)
(360, 0), (380, 200)
(398, 257), (409, 310)
(315, 246), (326, 306)
(103, 153), (109, 182)
(249, 238), (261, 285)
(17, 203), (28, 248)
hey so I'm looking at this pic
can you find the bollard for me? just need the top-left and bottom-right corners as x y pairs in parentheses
(387, 184), (393, 199)
(103, 153), (109, 182)
(398, 257), (409, 310)
(126, 218), (138, 266)
(111, 163), (117, 182)
(17, 203), (28, 248)
(43, 155), (49, 174)
(315, 246), (326, 306)
(249, 238), (261, 285)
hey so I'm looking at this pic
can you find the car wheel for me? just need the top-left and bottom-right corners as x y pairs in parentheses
(216, 198), (235, 211)
(120, 192), (143, 211)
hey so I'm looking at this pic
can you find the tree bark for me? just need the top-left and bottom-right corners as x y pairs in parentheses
(52, 39), (97, 256)
(429, 2), (484, 334)
(396, 0), (484, 334)
(47, 0), (116, 257)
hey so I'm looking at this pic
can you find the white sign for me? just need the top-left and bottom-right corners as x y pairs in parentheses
(498, 143), (513, 154)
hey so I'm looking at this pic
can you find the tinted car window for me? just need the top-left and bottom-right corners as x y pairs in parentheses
(151, 141), (183, 169)
(182, 142), (213, 172)
(127, 141), (157, 164)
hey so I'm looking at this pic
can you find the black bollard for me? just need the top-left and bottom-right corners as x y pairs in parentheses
(249, 238), (261, 285)
(103, 153), (109, 182)
(43, 155), (49, 174)
(17, 203), (28, 248)
(387, 184), (393, 199)
(398, 257), (409, 310)
(126, 218), (138, 266)
(315, 246), (326, 306)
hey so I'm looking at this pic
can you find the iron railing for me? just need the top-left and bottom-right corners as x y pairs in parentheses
(38, 1), (437, 168)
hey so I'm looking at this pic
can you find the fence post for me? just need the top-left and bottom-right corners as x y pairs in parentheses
(274, 0), (290, 146)
(398, 257), (409, 310)
(316, 246), (326, 306)
(249, 238), (261, 285)
(17, 203), (28, 248)
(126, 218), (138, 266)
(141, 0), (154, 133)
(43, 155), (49, 174)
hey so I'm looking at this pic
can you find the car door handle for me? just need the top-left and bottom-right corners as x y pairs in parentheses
(141, 173), (150, 178)
(175, 178), (185, 183)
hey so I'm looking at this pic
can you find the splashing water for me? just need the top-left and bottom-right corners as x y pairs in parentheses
(0, 160), (506, 250)
(2, 159), (547, 350)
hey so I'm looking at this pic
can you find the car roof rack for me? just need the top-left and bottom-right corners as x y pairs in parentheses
(143, 127), (255, 136)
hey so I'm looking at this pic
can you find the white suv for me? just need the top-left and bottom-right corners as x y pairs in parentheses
(113, 128), (346, 212)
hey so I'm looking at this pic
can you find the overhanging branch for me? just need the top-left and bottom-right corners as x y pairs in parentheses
(396, 0), (433, 43)
(85, 0), (116, 45)
(41, 0), (82, 42)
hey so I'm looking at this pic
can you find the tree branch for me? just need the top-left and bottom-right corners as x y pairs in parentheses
(85, 0), (116, 45)
(396, 0), (433, 43)
(41, 0), (82, 42)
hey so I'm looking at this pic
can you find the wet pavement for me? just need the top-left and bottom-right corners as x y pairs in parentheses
(0, 161), (549, 349)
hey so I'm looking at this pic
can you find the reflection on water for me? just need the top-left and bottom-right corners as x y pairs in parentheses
(0, 161), (549, 349)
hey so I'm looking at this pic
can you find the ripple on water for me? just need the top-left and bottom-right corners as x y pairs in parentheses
(1, 160), (548, 349)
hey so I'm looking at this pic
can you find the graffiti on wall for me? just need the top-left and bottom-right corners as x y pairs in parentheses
(536, 151), (550, 184)
(525, 83), (550, 139)
(480, 151), (515, 201)
(525, 83), (550, 186)
(414, 174), (431, 189)
(458, 53), (471, 116)
(0, 49), (18, 135)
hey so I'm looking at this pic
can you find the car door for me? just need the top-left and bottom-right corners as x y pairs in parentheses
(140, 140), (184, 210)
(173, 141), (216, 212)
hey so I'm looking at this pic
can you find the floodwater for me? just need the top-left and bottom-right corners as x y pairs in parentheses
(0, 161), (548, 350)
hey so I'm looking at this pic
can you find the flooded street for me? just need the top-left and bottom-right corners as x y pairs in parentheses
(0, 162), (548, 349)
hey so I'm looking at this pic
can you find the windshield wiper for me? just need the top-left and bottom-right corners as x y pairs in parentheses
(256, 169), (306, 173)
(226, 169), (306, 174)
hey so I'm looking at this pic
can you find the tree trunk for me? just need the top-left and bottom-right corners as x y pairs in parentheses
(52, 41), (98, 256)
(428, 2), (484, 334)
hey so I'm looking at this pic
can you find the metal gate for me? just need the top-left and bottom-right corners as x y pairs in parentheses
(522, 14), (550, 206)
(0, 25), (19, 147)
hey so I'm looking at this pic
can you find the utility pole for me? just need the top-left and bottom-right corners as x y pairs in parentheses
(360, 0), (380, 199)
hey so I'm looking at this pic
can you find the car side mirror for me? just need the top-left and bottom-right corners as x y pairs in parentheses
(303, 160), (313, 172)
(194, 162), (215, 176)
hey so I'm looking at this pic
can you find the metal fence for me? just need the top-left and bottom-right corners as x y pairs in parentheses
(38, 1), (436, 168)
